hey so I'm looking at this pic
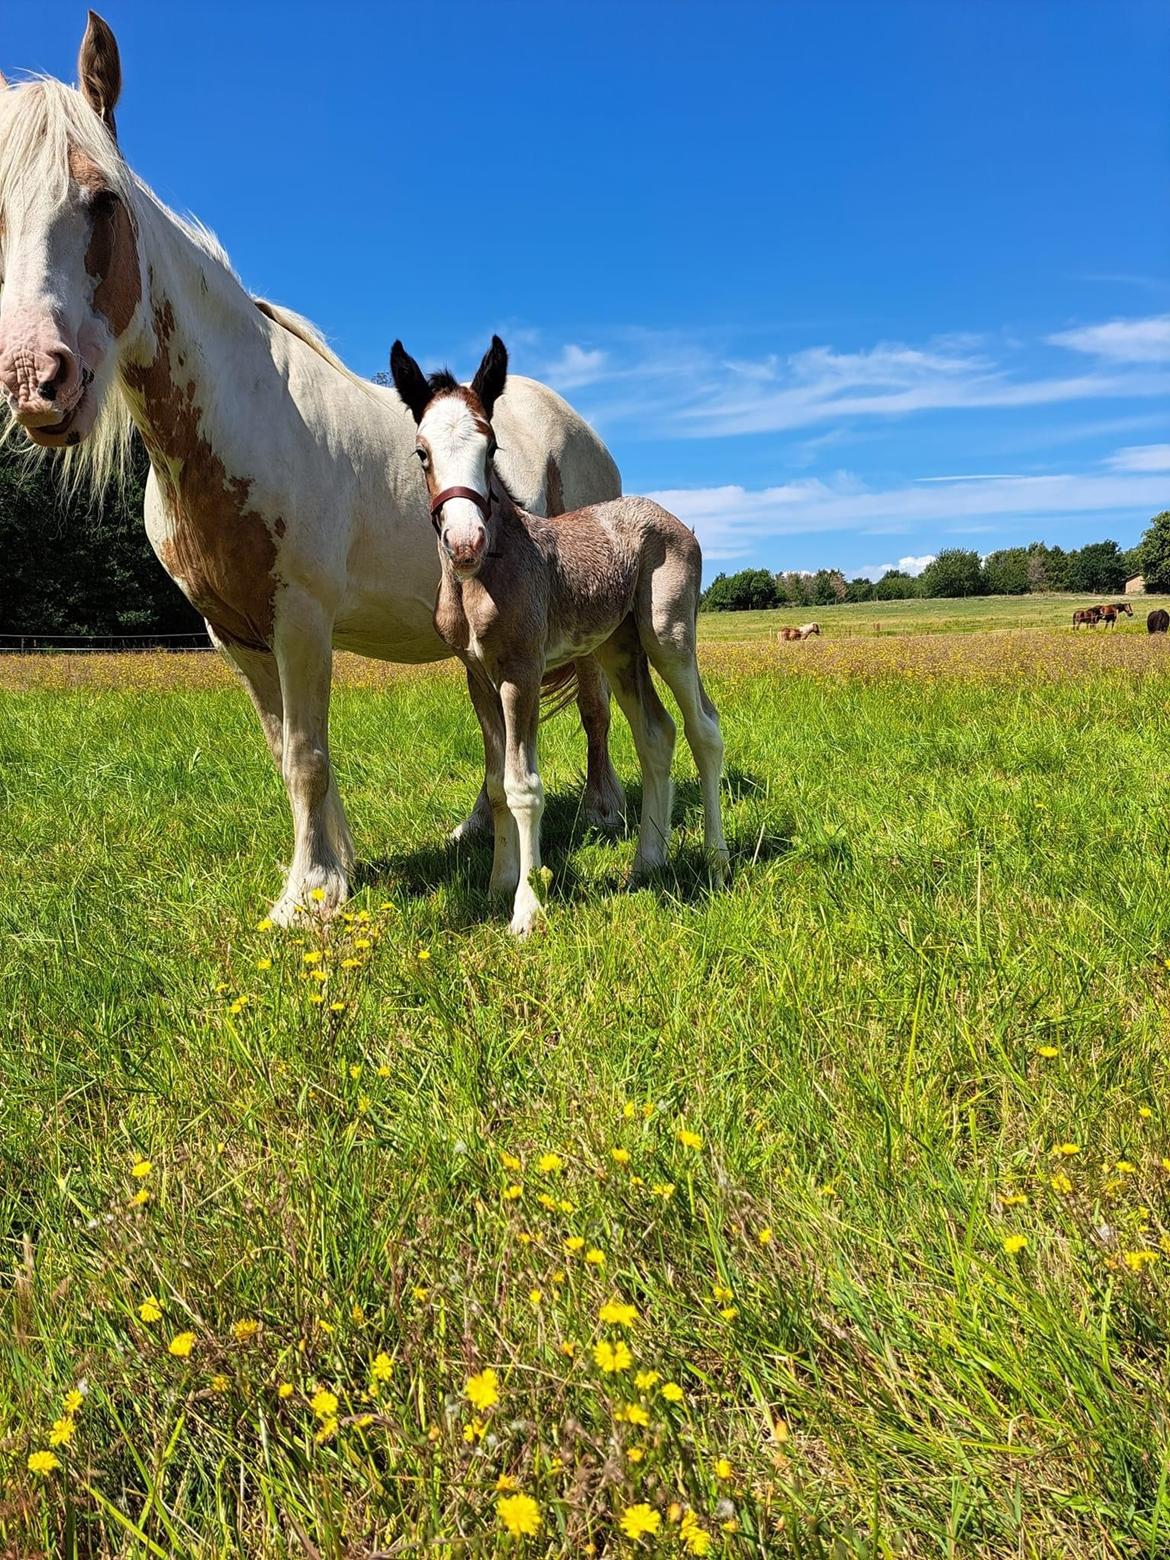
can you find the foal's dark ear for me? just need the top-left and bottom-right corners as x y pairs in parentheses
(471, 335), (508, 418)
(78, 11), (122, 138)
(390, 340), (432, 424)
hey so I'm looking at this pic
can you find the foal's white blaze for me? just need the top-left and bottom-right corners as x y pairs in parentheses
(418, 395), (491, 577)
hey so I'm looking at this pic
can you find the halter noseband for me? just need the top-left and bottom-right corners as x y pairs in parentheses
(429, 485), (493, 534)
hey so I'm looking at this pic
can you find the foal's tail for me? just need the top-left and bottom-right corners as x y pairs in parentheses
(540, 663), (580, 721)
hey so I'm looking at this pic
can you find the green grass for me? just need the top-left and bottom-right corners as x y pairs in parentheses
(697, 591), (1169, 641)
(4, 625), (1170, 1557)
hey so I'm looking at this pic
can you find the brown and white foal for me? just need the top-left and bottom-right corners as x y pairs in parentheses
(391, 337), (729, 936)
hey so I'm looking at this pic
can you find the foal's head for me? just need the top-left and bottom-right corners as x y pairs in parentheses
(0, 14), (142, 450)
(390, 336), (508, 581)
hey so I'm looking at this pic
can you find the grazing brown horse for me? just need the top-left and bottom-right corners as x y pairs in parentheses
(1149, 608), (1170, 635)
(1110, 602), (1134, 618)
(1073, 607), (1102, 629)
(1097, 604), (1118, 628)
(778, 627), (803, 642)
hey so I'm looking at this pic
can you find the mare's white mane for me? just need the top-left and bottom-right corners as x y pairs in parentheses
(0, 76), (358, 497)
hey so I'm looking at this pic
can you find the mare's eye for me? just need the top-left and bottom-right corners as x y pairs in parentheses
(487, 441), (498, 461)
(415, 448), (429, 466)
(90, 189), (119, 217)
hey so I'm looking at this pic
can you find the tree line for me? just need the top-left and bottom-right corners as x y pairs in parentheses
(701, 516), (1170, 611)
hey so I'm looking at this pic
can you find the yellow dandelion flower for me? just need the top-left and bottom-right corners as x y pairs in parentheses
(660, 1381), (684, 1403)
(497, 1493), (541, 1538)
(411, 1286), (429, 1301)
(465, 1367), (499, 1411)
(331, 1001), (347, 1013)
(635, 1369), (660, 1390)
(416, 948), (430, 961)
(627, 1445), (645, 1462)
(27, 1450), (60, 1476)
(302, 950), (322, 965)
(529, 1288), (543, 1306)
(1139, 1106), (1153, 1119)
(1037, 1045), (1058, 1058)
(650, 1181), (676, 1200)
(559, 1340), (576, 1357)
(1000, 1193), (1028, 1207)
(677, 1128), (702, 1150)
(463, 1417), (487, 1443)
(620, 1402), (650, 1426)
(611, 1147), (631, 1164)
(538, 1192), (558, 1210)
(371, 1352), (393, 1381)
(682, 1520), (713, 1555)
(376, 1065), (391, 1077)
(210, 1374), (229, 1393)
(622, 1101), (637, 1119)
(131, 1159), (152, 1178)
(308, 993), (324, 1005)
(354, 937), (372, 951)
(565, 1235), (586, 1252)
(256, 917), (273, 932)
(585, 1248), (606, 1266)
(757, 1226), (774, 1244)
(496, 1473), (519, 1493)
(310, 1388), (339, 1419)
(314, 1417), (338, 1443)
(557, 1199), (576, 1214)
(138, 1298), (163, 1323)
(713, 1456), (733, 1479)
(502, 1183), (523, 1201)
(48, 1417), (75, 1447)
(232, 1318), (260, 1341)
(309, 887), (327, 903)
(128, 1187), (150, 1206)
(1002, 1235), (1028, 1255)
(1054, 1143), (1081, 1157)
(537, 1152), (564, 1173)
(1051, 1172), (1073, 1194)
(277, 1382), (294, 1398)
(592, 1339), (633, 1374)
(1124, 1249), (1159, 1270)
(501, 1151), (523, 1171)
(1115, 1160), (1137, 1173)
(719, 1305), (739, 1321)
(168, 1331), (197, 1358)
(712, 1283), (733, 1302)
(256, 957), (272, 971)
(551, 1268), (566, 1284)
(599, 1299), (638, 1327)
(619, 1503), (661, 1540)
(62, 1390), (84, 1415)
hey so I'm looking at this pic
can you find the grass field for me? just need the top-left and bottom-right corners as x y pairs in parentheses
(5, 604), (1170, 1557)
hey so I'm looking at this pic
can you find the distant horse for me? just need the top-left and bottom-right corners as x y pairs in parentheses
(1073, 608), (1102, 629)
(777, 627), (803, 642)
(1149, 609), (1170, 635)
(1097, 605), (1118, 628)
(1110, 602), (1135, 618)
(796, 622), (822, 639)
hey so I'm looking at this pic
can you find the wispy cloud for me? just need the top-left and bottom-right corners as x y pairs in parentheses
(1047, 314), (1170, 363)
(538, 343), (609, 389)
(1106, 442), (1170, 473)
(649, 468), (1169, 564)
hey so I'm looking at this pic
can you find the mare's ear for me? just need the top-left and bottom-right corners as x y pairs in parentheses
(78, 11), (122, 137)
(471, 335), (508, 418)
(390, 341), (432, 423)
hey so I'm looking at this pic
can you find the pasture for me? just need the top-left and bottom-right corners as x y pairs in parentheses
(4, 614), (1170, 1557)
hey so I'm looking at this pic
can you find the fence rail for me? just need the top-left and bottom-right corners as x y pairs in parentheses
(0, 631), (211, 654)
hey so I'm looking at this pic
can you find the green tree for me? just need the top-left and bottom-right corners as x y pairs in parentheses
(982, 547), (1030, 595)
(1065, 539), (1126, 595)
(844, 576), (874, 602)
(1138, 512), (1170, 592)
(873, 569), (920, 601)
(700, 567), (779, 612)
(775, 570), (813, 607)
(918, 549), (985, 598)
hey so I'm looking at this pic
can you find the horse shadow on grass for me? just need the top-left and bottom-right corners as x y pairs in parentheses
(354, 766), (792, 929)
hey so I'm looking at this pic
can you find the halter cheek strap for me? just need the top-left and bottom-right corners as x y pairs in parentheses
(429, 485), (493, 534)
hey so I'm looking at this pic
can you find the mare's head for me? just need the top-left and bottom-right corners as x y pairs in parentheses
(390, 336), (508, 582)
(0, 14), (142, 451)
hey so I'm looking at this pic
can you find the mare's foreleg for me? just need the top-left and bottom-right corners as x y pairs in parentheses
(575, 655), (626, 831)
(268, 593), (350, 925)
(499, 669), (546, 937)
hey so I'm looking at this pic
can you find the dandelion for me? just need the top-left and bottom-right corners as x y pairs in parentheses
(62, 1389), (84, 1414)
(620, 1503), (661, 1540)
(757, 1226), (773, 1244)
(232, 1318), (260, 1341)
(256, 957), (272, 971)
(277, 1382), (294, 1399)
(660, 1381), (684, 1403)
(650, 1182), (676, 1200)
(1002, 1235), (1028, 1255)
(168, 1331), (196, 1357)
(137, 1297), (163, 1323)
(48, 1417), (75, 1447)
(129, 1187), (150, 1206)
(627, 1445), (645, 1462)
(1140, 1106), (1153, 1119)
(677, 1128), (703, 1151)
(558, 1199), (576, 1214)
(619, 1402), (651, 1426)
(310, 887), (327, 903)
(681, 1513), (713, 1555)
(257, 917), (273, 932)
(501, 1152), (523, 1172)
(611, 1147), (631, 1164)
(1054, 1143), (1081, 1157)
(497, 1493), (541, 1538)
(537, 1152), (564, 1173)
(465, 1368), (499, 1411)
(354, 938), (372, 951)
(27, 1450), (60, 1475)
(538, 1193), (558, 1210)
(585, 1248), (606, 1266)
(551, 1268), (566, 1285)
(635, 1369), (661, 1390)
(210, 1374), (229, 1393)
(411, 1286), (429, 1302)
(1115, 1160), (1137, 1174)
(310, 1388), (339, 1419)
(714, 1457), (733, 1479)
(331, 1001), (347, 1013)
(719, 1305), (739, 1321)
(314, 1418), (338, 1443)
(622, 1102), (637, 1119)
(529, 1288), (543, 1307)
(496, 1473), (518, 1493)
(712, 1283), (733, 1302)
(593, 1339), (632, 1374)
(559, 1340), (576, 1357)
(417, 948), (431, 961)
(464, 1418), (487, 1443)
(1037, 1045), (1059, 1058)
(1124, 1249), (1159, 1271)
(503, 1184), (523, 1201)
(371, 1352), (393, 1381)
(1051, 1172), (1073, 1194)
(131, 1159), (152, 1178)
(599, 1299), (638, 1326)
(565, 1235), (586, 1252)
(1000, 1193), (1028, 1207)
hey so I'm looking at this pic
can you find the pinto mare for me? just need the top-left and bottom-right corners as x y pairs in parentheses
(0, 20), (624, 923)
(391, 338), (729, 937)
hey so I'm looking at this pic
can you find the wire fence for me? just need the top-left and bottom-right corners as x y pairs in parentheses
(0, 631), (212, 654)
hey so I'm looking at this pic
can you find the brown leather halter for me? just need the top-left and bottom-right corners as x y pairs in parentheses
(429, 485), (492, 534)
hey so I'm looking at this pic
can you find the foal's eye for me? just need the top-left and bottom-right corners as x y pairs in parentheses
(415, 448), (429, 466)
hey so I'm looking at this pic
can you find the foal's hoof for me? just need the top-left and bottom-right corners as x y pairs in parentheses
(509, 900), (546, 939)
(707, 848), (731, 886)
(269, 871), (348, 927)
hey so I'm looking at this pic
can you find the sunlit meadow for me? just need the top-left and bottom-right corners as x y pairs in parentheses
(4, 599), (1170, 1557)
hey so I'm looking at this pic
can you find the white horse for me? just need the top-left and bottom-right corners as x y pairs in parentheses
(0, 15), (625, 923)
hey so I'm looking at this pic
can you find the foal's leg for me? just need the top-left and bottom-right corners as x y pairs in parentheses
(575, 656), (626, 831)
(594, 621), (677, 877)
(268, 592), (350, 925)
(211, 629), (356, 880)
(498, 670), (546, 937)
(464, 666), (520, 898)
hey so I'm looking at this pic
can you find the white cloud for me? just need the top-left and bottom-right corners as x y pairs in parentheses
(858, 555), (936, 582)
(1047, 314), (1170, 363)
(649, 470), (1169, 564)
(1106, 443), (1170, 473)
(538, 344), (608, 390)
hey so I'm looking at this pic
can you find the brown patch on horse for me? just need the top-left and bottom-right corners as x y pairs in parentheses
(77, 11), (122, 138)
(544, 454), (565, 519)
(69, 147), (141, 337)
(124, 300), (279, 651)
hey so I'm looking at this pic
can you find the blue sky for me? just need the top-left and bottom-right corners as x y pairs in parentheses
(10, 3), (1170, 578)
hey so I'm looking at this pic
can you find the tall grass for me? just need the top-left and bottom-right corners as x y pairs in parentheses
(2, 631), (1170, 1556)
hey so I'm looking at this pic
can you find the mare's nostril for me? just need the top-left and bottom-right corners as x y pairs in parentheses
(38, 353), (66, 401)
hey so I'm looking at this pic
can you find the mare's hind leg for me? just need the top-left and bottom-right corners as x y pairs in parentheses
(593, 621), (676, 877)
(637, 555), (729, 881)
(211, 628), (355, 885)
(575, 656), (626, 831)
